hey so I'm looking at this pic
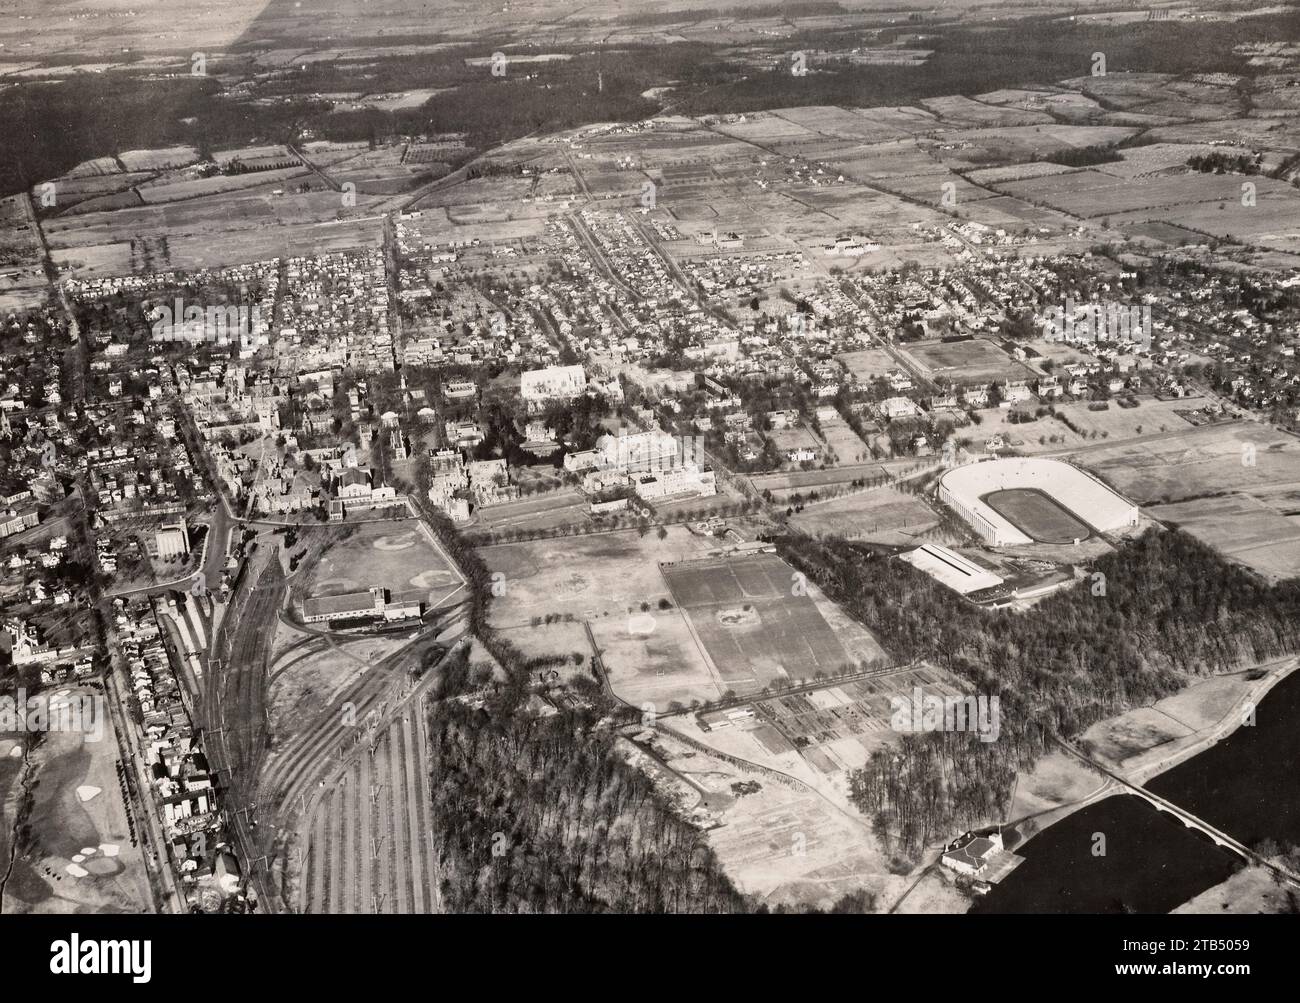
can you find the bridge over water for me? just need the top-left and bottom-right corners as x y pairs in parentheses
(1056, 739), (1300, 887)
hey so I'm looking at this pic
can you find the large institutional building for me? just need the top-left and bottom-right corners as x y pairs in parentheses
(299, 586), (423, 625)
(520, 364), (587, 407)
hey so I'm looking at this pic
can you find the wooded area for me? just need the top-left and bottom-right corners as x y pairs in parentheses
(778, 528), (1300, 854)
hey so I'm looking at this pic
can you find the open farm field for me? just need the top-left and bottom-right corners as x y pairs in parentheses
(934, 125), (1138, 169)
(1108, 191), (1300, 250)
(1146, 494), (1300, 582)
(711, 115), (818, 145)
(974, 88), (1104, 121)
(829, 139), (945, 182)
(773, 105), (929, 141)
(997, 170), (1285, 219)
(957, 195), (1075, 229)
(1146, 115), (1300, 147)
(61, 157), (123, 178)
(44, 194), (384, 277)
(964, 162), (1081, 185)
(923, 94), (1054, 127)
(117, 147), (198, 171)
(137, 167), (311, 204)
(789, 486), (940, 542)
(1071, 422), (1300, 505)
(38, 173), (154, 203)
(214, 145), (293, 166)
(784, 185), (948, 239)
(880, 173), (999, 205)
(1051, 397), (1200, 441)
(1103, 142), (1228, 178)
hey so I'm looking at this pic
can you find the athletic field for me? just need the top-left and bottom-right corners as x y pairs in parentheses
(661, 553), (858, 693)
(982, 488), (1092, 544)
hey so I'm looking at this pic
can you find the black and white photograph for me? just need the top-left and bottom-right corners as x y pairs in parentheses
(0, 0), (1297, 984)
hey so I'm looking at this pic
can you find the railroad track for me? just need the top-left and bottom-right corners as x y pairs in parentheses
(297, 691), (446, 913)
(204, 554), (286, 909)
(264, 611), (466, 816)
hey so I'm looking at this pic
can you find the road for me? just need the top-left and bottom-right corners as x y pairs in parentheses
(289, 144), (342, 193)
(100, 617), (187, 914)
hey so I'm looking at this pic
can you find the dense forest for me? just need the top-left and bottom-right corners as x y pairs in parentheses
(671, 12), (1295, 116)
(425, 691), (748, 913)
(777, 529), (1300, 853)
(7, 7), (1300, 195)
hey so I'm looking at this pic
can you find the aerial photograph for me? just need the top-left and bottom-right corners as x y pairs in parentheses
(0, 0), (1297, 978)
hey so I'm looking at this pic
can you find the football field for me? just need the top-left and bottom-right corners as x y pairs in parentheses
(983, 488), (1093, 543)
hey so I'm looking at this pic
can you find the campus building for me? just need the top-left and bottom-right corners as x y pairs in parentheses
(299, 586), (424, 625)
(521, 364), (587, 407)
(155, 516), (190, 558)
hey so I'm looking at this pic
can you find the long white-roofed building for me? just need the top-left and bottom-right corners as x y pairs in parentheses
(900, 544), (1004, 595)
(521, 364), (587, 407)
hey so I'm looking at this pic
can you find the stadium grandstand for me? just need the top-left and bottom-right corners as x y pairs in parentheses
(938, 457), (1138, 546)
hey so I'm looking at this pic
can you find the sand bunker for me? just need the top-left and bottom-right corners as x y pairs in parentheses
(75, 785), (102, 803)
(65, 863), (89, 878)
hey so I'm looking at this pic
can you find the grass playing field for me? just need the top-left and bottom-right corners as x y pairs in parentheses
(662, 553), (859, 693)
(303, 520), (460, 606)
(983, 488), (1093, 544)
